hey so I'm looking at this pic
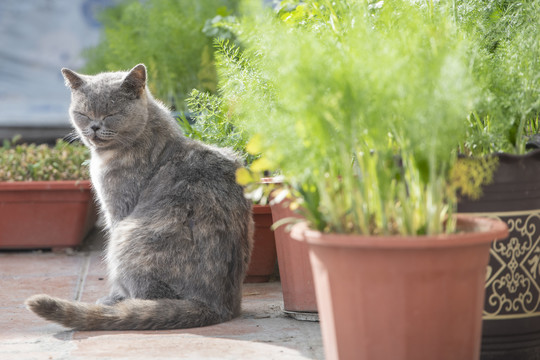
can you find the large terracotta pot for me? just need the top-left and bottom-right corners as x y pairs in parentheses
(0, 180), (96, 249)
(291, 215), (508, 360)
(244, 204), (277, 283)
(458, 150), (540, 360)
(270, 199), (317, 316)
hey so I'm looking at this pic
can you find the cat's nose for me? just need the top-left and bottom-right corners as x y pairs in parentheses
(91, 124), (101, 132)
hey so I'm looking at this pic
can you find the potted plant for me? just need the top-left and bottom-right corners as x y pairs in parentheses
(178, 91), (278, 283)
(455, 2), (540, 358)
(269, 187), (317, 319)
(216, 1), (509, 359)
(0, 138), (96, 250)
(241, 170), (317, 317)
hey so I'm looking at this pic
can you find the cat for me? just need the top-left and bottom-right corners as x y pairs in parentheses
(25, 64), (254, 330)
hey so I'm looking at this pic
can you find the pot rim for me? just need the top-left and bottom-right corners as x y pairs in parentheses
(291, 214), (508, 249)
(0, 180), (92, 191)
(462, 148), (540, 163)
(252, 203), (272, 214)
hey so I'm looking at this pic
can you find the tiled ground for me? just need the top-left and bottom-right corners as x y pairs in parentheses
(0, 230), (323, 360)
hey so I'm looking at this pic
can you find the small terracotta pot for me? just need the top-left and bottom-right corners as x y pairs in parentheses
(244, 204), (277, 283)
(0, 180), (96, 249)
(292, 215), (509, 360)
(270, 199), (317, 314)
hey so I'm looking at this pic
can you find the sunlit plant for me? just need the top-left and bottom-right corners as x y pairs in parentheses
(457, 0), (540, 154)
(0, 139), (89, 182)
(220, 0), (479, 235)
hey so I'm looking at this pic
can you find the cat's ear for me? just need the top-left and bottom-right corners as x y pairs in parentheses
(121, 64), (146, 98)
(61, 68), (85, 90)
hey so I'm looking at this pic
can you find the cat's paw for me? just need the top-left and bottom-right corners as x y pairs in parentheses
(96, 294), (124, 306)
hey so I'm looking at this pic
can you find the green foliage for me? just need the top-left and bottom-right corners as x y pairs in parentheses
(178, 88), (253, 164)
(84, 0), (240, 110)
(224, 0), (477, 235)
(0, 139), (90, 182)
(451, 156), (499, 200)
(457, 0), (540, 154)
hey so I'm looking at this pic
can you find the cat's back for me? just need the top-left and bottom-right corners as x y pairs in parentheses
(138, 135), (251, 218)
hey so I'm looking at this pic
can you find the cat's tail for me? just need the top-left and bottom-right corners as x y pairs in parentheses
(25, 294), (227, 330)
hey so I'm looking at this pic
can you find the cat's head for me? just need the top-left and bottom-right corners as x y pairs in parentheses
(61, 64), (149, 150)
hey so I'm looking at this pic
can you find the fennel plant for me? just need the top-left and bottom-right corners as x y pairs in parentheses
(221, 0), (477, 236)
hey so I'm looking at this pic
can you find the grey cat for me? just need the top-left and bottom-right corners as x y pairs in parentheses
(25, 64), (254, 330)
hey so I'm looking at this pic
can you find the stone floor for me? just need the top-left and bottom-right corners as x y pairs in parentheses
(0, 230), (323, 360)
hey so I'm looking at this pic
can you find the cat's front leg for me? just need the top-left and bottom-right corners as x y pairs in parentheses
(97, 293), (125, 306)
(97, 285), (127, 306)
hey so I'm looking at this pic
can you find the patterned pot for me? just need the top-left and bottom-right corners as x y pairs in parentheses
(458, 150), (540, 360)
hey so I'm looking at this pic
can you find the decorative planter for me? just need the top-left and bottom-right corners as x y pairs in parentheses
(244, 204), (277, 283)
(291, 215), (508, 360)
(458, 150), (540, 360)
(0, 180), (96, 250)
(270, 198), (318, 318)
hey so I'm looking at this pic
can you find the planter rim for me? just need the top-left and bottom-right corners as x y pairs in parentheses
(252, 203), (272, 214)
(463, 148), (540, 163)
(291, 214), (508, 249)
(0, 180), (92, 191)
(259, 177), (284, 185)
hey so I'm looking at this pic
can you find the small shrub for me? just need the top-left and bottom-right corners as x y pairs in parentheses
(0, 139), (90, 182)
(179, 88), (252, 164)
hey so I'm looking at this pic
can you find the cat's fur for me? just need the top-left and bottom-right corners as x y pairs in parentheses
(25, 64), (254, 330)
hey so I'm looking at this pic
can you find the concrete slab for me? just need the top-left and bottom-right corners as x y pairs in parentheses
(0, 243), (323, 360)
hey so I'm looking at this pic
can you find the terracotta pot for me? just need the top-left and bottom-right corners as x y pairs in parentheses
(270, 199), (317, 315)
(244, 204), (277, 283)
(0, 180), (96, 249)
(291, 215), (508, 360)
(458, 150), (540, 360)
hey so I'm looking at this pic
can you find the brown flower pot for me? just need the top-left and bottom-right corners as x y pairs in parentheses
(0, 180), (96, 249)
(244, 204), (277, 283)
(458, 150), (540, 360)
(291, 215), (508, 360)
(270, 199), (318, 316)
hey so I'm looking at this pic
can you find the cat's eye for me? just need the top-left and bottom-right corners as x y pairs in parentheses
(74, 112), (91, 120)
(104, 113), (120, 120)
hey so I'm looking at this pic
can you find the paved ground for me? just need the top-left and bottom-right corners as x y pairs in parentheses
(0, 230), (323, 360)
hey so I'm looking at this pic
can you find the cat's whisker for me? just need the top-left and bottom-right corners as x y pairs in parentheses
(63, 131), (81, 144)
(98, 130), (117, 140)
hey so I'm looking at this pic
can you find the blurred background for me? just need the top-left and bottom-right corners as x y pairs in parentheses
(0, 0), (119, 143)
(0, 0), (257, 144)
